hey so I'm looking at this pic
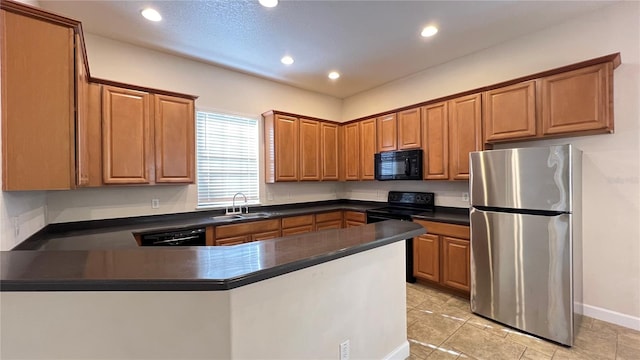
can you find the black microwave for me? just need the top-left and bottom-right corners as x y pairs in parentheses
(374, 149), (423, 180)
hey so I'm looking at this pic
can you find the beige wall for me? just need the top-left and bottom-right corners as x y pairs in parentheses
(343, 1), (640, 328)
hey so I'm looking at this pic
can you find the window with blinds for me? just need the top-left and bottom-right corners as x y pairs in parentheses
(196, 111), (259, 208)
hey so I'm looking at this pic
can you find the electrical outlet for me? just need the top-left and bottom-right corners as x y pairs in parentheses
(151, 199), (160, 209)
(339, 339), (350, 360)
(267, 192), (274, 201)
(462, 192), (469, 202)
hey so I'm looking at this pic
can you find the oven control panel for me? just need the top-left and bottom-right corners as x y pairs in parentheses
(388, 191), (434, 207)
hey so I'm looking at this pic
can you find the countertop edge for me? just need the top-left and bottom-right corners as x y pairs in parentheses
(1, 224), (425, 292)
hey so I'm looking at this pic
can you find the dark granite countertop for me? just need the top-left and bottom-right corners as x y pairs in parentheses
(0, 220), (425, 292)
(14, 200), (469, 251)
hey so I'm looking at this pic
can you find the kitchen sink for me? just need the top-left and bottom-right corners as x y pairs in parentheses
(211, 212), (271, 222)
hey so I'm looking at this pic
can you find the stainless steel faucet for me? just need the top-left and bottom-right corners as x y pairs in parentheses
(227, 192), (248, 215)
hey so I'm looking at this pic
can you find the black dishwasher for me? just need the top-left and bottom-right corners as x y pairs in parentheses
(140, 227), (206, 246)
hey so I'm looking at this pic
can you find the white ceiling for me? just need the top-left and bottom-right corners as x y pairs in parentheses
(39, 0), (614, 99)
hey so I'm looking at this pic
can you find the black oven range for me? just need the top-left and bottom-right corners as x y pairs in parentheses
(366, 191), (435, 283)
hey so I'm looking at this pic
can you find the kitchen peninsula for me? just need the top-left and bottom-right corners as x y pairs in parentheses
(1, 220), (424, 359)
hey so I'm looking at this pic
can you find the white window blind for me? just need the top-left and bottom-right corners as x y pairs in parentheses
(196, 111), (259, 208)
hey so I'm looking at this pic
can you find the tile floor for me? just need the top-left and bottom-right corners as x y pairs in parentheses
(406, 283), (640, 360)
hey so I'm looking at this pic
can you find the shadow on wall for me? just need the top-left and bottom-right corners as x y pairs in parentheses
(0, 191), (47, 250)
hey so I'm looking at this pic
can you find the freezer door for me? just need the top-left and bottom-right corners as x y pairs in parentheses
(470, 145), (576, 212)
(470, 208), (573, 345)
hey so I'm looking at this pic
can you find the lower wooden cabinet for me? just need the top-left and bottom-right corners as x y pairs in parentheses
(214, 219), (280, 246)
(216, 235), (248, 246)
(251, 230), (281, 242)
(315, 211), (344, 231)
(282, 215), (314, 236)
(413, 220), (470, 294)
(413, 233), (440, 282)
(441, 236), (471, 292)
(344, 211), (366, 227)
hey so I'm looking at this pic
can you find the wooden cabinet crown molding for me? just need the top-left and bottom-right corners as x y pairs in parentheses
(91, 78), (198, 100)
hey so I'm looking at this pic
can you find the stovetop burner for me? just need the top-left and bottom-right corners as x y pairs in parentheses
(366, 191), (435, 220)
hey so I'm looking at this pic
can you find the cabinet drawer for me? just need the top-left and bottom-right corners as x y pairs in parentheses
(315, 211), (342, 223)
(315, 220), (342, 231)
(215, 219), (280, 239)
(413, 220), (469, 240)
(344, 211), (366, 223)
(282, 225), (314, 236)
(251, 230), (281, 242)
(282, 215), (314, 228)
(215, 235), (249, 246)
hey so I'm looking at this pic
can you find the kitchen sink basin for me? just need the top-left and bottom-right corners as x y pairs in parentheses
(211, 212), (271, 222)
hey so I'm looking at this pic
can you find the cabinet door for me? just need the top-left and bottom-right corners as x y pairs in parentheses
(422, 102), (449, 180)
(360, 118), (377, 180)
(344, 220), (365, 228)
(75, 33), (90, 187)
(484, 80), (536, 142)
(1, 11), (75, 190)
(315, 220), (343, 231)
(320, 122), (339, 180)
(299, 118), (321, 181)
(251, 230), (281, 242)
(102, 86), (153, 184)
(376, 114), (397, 152)
(541, 63), (613, 135)
(215, 235), (249, 246)
(274, 115), (299, 181)
(397, 108), (422, 149)
(315, 211), (342, 223)
(154, 95), (195, 183)
(441, 236), (470, 292)
(344, 122), (360, 180)
(413, 234), (440, 282)
(449, 93), (481, 180)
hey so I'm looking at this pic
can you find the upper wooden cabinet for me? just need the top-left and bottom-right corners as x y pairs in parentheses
(264, 113), (299, 182)
(343, 122), (360, 181)
(264, 112), (341, 183)
(341, 118), (376, 181)
(397, 107), (422, 150)
(299, 118), (321, 181)
(320, 122), (340, 181)
(154, 95), (195, 183)
(360, 118), (377, 180)
(541, 63), (613, 136)
(483, 80), (537, 142)
(449, 93), (482, 180)
(1, 9), (76, 190)
(376, 114), (397, 152)
(102, 86), (153, 184)
(422, 102), (449, 180)
(102, 85), (195, 185)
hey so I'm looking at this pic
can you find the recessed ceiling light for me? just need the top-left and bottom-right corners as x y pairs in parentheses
(328, 71), (340, 80)
(259, 0), (278, 8)
(421, 25), (438, 37)
(281, 56), (294, 65)
(141, 8), (162, 22)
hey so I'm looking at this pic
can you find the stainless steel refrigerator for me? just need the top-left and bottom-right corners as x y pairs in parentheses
(469, 145), (582, 346)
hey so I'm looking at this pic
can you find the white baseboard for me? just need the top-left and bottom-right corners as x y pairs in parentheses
(383, 340), (410, 360)
(582, 303), (640, 331)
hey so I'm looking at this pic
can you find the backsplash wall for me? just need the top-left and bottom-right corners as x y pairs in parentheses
(341, 181), (470, 208)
